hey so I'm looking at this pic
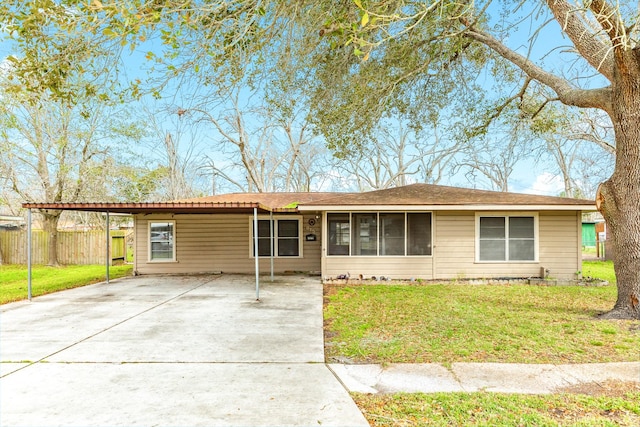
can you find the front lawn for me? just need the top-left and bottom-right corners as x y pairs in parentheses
(324, 261), (638, 364)
(353, 387), (640, 426)
(325, 282), (638, 364)
(325, 260), (640, 425)
(0, 264), (133, 304)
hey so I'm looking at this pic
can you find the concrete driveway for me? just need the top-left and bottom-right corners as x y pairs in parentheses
(1, 275), (368, 426)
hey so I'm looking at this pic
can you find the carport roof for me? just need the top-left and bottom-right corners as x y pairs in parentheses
(21, 192), (346, 214)
(21, 201), (278, 214)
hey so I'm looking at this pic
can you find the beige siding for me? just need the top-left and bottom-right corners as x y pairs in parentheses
(324, 256), (433, 280)
(538, 211), (581, 278)
(134, 214), (321, 275)
(132, 210), (581, 280)
(434, 211), (580, 280)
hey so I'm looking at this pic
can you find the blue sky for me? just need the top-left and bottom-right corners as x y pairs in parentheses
(0, 2), (613, 199)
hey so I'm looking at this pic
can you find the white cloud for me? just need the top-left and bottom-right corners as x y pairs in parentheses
(521, 172), (565, 196)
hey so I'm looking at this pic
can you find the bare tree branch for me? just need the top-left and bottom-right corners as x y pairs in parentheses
(463, 24), (613, 112)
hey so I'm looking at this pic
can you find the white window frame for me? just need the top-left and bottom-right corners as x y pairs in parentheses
(249, 216), (303, 258)
(148, 220), (176, 262)
(475, 212), (539, 263)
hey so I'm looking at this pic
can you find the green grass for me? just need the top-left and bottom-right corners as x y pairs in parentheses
(583, 260), (616, 284)
(327, 261), (639, 425)
(0, 264), (133, 304)
(324, 262), (638, 364)
(353, 390), (640, 426)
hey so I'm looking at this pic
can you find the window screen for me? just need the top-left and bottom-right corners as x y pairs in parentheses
(277, 219), (299, 256)
(252, 219), (300, 257)
(509, 217), (535, 261)
(479, 216), (535, 261)
(380, 213), (405, 255)
(407, 213), (432, 256)
(352, 213), (377, 256)
(327, 213), (350, 255)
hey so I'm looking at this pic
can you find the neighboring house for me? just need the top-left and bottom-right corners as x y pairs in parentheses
(23, 184), (595, 280)
(0, 215), (24, 231)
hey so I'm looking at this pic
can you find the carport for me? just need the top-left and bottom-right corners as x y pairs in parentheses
(21, 201), (286, 301)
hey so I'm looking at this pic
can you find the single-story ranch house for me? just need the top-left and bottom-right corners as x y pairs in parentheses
(24, 184), (596, 280)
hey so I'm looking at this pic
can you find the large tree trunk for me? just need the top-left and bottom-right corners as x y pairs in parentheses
(596, 50), (640, 320)
(41, 210), (62, 267)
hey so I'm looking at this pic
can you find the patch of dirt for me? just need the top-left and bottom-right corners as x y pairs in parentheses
(556, 380), (640, 397)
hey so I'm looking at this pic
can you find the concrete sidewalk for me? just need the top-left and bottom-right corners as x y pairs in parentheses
(1, 275), (369, 427)
(330, 361), (640, 395)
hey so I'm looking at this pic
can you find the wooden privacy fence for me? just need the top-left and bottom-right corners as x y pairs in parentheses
(0, 229), (131, 265)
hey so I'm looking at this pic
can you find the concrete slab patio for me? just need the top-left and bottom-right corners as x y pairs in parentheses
(1, 275), (369, 427)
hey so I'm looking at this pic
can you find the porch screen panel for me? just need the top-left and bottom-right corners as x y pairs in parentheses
(380, 213), (405, 255)
(407, 213), (432, 255)
(352, 213), (377, 256)
(328, 213), (350, 255)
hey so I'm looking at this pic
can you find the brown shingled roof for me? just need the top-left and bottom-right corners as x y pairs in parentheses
(297, 184), (595, 210)
(21, 184), (595, 213)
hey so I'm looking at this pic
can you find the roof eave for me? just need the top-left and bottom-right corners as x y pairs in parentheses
(21, 202), (275, 214)
(298, 204), (596, 211)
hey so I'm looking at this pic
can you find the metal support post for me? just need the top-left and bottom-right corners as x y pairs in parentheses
(253, 208), (260, 300)
(270, 211), (274, 282)
(27, 209), (32, 301)
(106, 211), (110, 284)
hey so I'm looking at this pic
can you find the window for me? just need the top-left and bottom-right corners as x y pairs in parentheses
(256, 220), (273, 257)
(149, 221), (175, 261)
(508, 217), (536, 261)
(327, 212), (432, 256)
(380, 213), (404, 255)
(407, 213), (432, 255)
(478, 215), (536, 261)
(328, 214), (350, 255)
(252, 218), (301, 257)
(352, 213), (377, 255)
(277, 219), (299, 256)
